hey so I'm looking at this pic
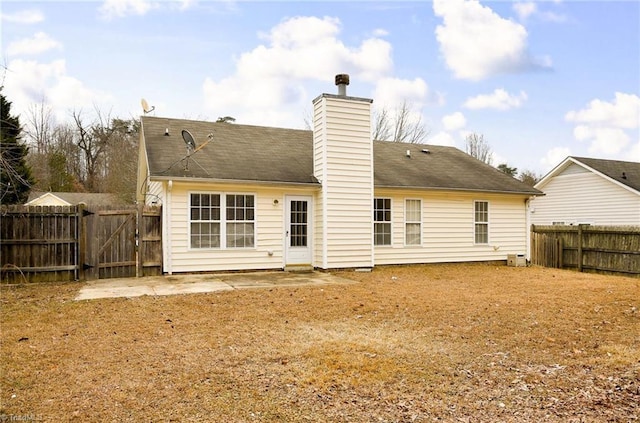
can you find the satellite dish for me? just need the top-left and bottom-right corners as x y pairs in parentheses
(141, 98), (155, 114)
(182, 129), (197, 152)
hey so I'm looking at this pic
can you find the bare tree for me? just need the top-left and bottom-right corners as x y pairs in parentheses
(24, 100), (55, 154)
(72, 108), (115, 192)
(373, 101), (429, 144)
(465, 133), (493, 165)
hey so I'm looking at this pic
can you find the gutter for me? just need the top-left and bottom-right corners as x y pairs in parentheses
(149, 175), (321, 189)
(374, 185), (543, 196)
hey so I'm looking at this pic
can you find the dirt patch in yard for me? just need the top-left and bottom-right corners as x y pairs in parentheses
(1, 263), (638, 422)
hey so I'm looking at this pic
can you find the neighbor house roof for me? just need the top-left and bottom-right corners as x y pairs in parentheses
(26, 191), (126, 206)
(142, 116), (541, 195)
(536, 156), (640, 194)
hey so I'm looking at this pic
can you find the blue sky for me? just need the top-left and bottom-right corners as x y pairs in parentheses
(2, 0), (639, 175)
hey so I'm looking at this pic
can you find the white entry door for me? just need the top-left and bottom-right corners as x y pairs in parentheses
(285, 196), (312, 265)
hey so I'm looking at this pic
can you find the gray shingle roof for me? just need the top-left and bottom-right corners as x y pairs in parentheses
(142, 116), (317, 184)
(142, 116), (541, 195)
(572, 156), (640, 193)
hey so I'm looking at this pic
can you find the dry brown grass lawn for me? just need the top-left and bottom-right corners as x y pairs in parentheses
(1, 263), (638, 422)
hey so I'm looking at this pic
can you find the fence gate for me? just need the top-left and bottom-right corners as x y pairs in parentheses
(87, 208), (137, 279)
(84, 205), (163, 280)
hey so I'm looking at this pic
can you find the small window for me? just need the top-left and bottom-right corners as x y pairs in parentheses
(226, 194), (255, 248)
(190, 193), (221, 248)
(374, 198), (391, 246)
(405, 199), (421, 245)
(474, 201), (489, 244)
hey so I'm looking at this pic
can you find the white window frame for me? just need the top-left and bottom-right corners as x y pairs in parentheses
(474, 200), (489, 245)
(189, 192), (222, 249)
(404, 198), (422, 246)
(189, 192), (256, 250)
(225, 193), (256, 249)
(373, 198), (392, 246)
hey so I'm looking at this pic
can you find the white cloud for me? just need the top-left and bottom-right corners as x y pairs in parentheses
(372, 28), (389, 37)
(428, 131), (457, 147)
(3, 59), (113, 122)
(628, 141), (640, 162)
(565, 92), (640, 156)
(433, 0), (551, 80)
(203, 16), (394, 127)
(565, 92), (640, 129)
(441, 111), (466, 131)
(7, 32), (62, 56)
(513, 2), (537, 21)
(464, 89), (528, 110)
(372, 77), (436, 110)
(1, 9), (44, 24)
(99, 0), (157, 19)
(541, 146), (571, 170)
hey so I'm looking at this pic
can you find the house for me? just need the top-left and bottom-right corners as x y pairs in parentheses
(26, 191), (126, 207)
(530, 156), (640, 226)
(137, 75), (541, 273)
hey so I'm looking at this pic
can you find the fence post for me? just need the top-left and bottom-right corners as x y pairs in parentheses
(137, 204), (143, 278)
(78, 203), (86, 281)
(558, 237), (563, 269)
(577, 224), (585, 272)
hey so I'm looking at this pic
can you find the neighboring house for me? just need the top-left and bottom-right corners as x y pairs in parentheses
(26, 192), (126, 207)
(137, 75), (541, 273)
(530, 156), (640, 226)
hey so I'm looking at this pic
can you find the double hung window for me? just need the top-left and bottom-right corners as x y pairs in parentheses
(474, 201), (489, 244)
(374, 198), (392, 246)
(405, 199), (422, 245)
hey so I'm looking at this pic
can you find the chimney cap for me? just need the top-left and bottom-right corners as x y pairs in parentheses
(335, 74), (350, 86)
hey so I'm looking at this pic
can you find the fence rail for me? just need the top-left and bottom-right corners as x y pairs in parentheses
(1, 204), (162, 283)
(531, 224), (640, 277)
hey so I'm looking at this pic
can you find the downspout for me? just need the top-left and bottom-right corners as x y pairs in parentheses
(525, 197), (532, 262)
(164, 180), (173, 274)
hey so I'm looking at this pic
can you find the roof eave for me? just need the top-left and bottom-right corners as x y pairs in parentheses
(374, 185), (543, 196)
(149, 175), (321, 188)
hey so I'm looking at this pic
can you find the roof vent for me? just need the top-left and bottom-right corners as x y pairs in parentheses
(622, 172), (627, 179)
(335, 74), (350, 96)
(421, 149), (430, 154)
(406, 149), (411, 158)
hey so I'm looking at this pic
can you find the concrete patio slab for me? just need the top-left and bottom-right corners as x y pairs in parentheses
(75, 271), (356, 301)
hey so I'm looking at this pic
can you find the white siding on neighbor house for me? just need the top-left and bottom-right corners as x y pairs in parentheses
(531, 170), (640, 225)
(373, 189), (529, 265)
(313, 95), (373, 269)
(157, 181), (315, 273)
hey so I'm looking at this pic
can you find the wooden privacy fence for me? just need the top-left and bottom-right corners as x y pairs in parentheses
(531, 224), (640, 277)
(1, 204), (162, 283)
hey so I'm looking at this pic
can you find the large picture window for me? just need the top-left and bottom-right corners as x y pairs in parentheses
(190, 193), (255, 249)
(405, 199), (421, 246)
(374, 198), (391, 246)
(474, 201), (489, 244)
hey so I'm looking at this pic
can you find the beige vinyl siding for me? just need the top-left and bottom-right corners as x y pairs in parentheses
(374, 189), (529, 265)
(146, 181), (163, 205)
(531, 169), (640, 225)
(160, 181), (314, 273)
(313, 95), (373, 269)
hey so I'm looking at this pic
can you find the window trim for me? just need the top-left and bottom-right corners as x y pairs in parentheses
(373, 197), (392, 247)
(473, 200), (489, 245)
(188, 191), (257, 250)
(404, 198), (422, 247)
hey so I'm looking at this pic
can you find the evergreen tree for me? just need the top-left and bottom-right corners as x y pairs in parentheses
(1, 90), (34, 204)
